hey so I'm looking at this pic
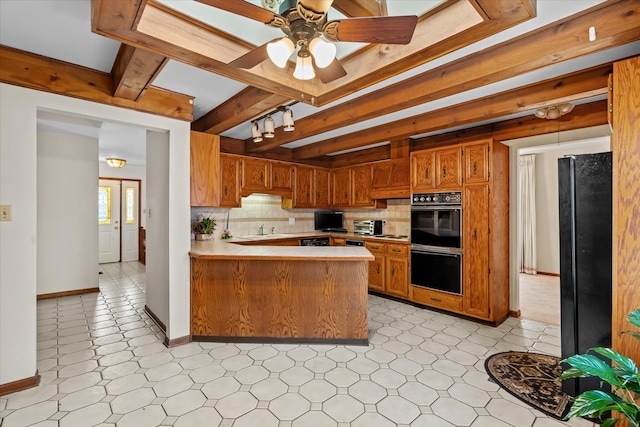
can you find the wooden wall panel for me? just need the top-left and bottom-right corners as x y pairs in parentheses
(611, 56), (640, 362)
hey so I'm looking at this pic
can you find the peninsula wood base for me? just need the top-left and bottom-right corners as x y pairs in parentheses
(191, 258), (369, 344)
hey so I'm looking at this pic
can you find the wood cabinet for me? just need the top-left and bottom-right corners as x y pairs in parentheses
(411, 150), (435, 192)
(410, 286), (463, 312)
(435, 146), (463, 189)
(331, 168), (352, 207)
(332, 237), (346, 246)
(219, 154), (240, 207)
(270, 161), (294, 196)
(463, 184), (490, 318)
(464, 141), (489, 184)
(241, 157), (269, 196)
(365, 241), (409, 297)
(352, 164), (374, 207)
(314, 168), (331, 208)
(370, 158), (410, 199)
(190, 131), (220, 206)
(289, 165), (331, 209)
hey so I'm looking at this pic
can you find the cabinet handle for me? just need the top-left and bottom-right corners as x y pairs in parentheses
(371, 245), (379, 249)
(376, 263), (380, 274)
(443, 166), (447, 177)
(317, 192), (320, 199)
(260, 172), (263, 180)
(224, 186), (228, 196)
(274, 173), (278, 181)
(391, 266), (395, 276)
(392, 249), (401, 253)
(425, 168), (429, 179)
(430, 297), (442, 303)
(473, 228), (477, 240)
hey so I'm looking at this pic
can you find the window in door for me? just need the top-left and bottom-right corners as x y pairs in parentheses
(125, 187), (135, 224)
(98, 186), (111, 224)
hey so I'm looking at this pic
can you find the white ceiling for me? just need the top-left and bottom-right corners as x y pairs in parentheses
(2, 0), (639, 166)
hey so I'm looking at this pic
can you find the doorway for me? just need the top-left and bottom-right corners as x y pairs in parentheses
(99, 178), (141, 264)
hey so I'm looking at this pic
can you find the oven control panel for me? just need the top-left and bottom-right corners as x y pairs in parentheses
(412, 192), (462, 205)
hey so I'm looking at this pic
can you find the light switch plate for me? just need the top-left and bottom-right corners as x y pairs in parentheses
(289, 217), (295, 225)
(0, 205), (12, 221)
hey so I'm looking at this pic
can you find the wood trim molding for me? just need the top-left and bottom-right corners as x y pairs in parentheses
(164, 335), (191, 348)
(37, 287), (99, 300)
(144, 305), (166, 333)
(509, 310), (522, 318)
(536, 271), (561, 277)
(0, 371), (40, 397)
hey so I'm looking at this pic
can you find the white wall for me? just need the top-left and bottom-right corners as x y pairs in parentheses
(528, 139), (611, 274)
(0, 83), (190, 386)
(145, 131), (170, 331)
(37, 131), (99, 295)
(99, 162), (147, 228)
(503, 125), (612, 312)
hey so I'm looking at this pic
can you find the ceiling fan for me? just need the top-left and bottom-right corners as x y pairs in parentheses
(195, 0), (418, 83)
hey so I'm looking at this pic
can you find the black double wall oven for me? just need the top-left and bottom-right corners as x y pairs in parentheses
(410, 192), (462, 295)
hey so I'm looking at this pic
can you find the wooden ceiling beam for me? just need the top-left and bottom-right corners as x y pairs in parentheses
(248, 0), (639, 152)
(0, 45), (193, 121)
(292, 64), (610, 159)
(472, 0), (536, 20)
(111, 44), (169, 101)
(192, 87), (290, 134)
(331, 0), (387, 17)
(330, 145), (391, 169)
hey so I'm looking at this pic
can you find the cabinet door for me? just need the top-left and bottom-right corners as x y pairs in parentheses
(219, 155), (240, 207)
(271, 162), (294, 193)
(411, 151), (435, 192)
(463, 184), (490, 319)
(241, 158), (269, 195)
(371, 159), (410, 199)
(314, 168), (331, 208)
(465, 141), (489, 184)
(294, 165), (314, 208)
(352, 164), (373, 207)
(435, 147), (462, 189)
(368, 254), (386, 292)
(332, 238), (346, 246)
(331, 168), (352, 207)
(386, 256), (408, 298)
(190, 131), (220, 207)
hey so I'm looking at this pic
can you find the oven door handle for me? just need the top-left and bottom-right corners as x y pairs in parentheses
(411, 250), (461, 258)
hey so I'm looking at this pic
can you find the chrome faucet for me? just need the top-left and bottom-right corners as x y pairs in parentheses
(258, 224), (264, 235)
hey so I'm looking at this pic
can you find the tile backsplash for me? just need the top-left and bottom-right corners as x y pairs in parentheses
(191, 194), (410, 239)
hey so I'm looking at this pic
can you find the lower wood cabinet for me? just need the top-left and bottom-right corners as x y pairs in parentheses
(410, 286), (463, 312)
(365, 241), (409, 298)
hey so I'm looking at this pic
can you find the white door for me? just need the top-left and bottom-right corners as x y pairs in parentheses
(99, 179), (121, 263)
(121, 180), (140, 262)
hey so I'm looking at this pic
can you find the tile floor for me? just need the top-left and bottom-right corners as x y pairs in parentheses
(519, 273), (561, 326)
(0, 262), (595, 427)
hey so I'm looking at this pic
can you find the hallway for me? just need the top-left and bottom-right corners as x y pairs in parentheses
(0, 263), (593, 426)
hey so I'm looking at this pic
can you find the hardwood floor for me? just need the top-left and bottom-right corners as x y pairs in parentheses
(519, 273), (561, 326)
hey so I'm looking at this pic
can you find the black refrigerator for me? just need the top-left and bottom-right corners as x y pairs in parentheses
(558, 152), (612, 397)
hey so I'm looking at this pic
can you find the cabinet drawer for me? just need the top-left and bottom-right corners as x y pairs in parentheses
(332, 238), (346, 246)
(410, 286), (463, 312)
(386, 244), (408, 256)
(365, 242), (385, 254)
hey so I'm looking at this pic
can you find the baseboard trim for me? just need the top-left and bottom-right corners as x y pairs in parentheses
(164, 335), (191, 348)
(37, 287), (99, 300)
(144, 305), (166, 333)
(510, 310), (521, 318)
(536, 271), (560, 277)
(0, 371), (40, 396)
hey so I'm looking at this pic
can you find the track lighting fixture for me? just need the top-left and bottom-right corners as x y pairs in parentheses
(534, 103), (575, 120)
(248, 101), (298, 142)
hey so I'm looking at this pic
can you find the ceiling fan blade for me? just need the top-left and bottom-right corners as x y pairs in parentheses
(228, 42), (270, 69)
(315, 59), (347, 84)
(195, 0), (284, 27)
(323, 15), (418, 44)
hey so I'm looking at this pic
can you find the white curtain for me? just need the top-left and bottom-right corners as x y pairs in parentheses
(519, 155), (537, 274)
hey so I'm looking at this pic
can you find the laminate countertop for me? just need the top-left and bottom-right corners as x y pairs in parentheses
(189, 237), (375, 261)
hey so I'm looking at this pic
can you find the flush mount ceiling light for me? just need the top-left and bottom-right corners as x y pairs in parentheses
(106, 158), (126, 168)
(534, 103), (575, 120)
(197, 0), (418, 83)
(249, 101), (298, 142)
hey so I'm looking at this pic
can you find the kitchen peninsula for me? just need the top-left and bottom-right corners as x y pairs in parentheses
(189, 238), (374, 345)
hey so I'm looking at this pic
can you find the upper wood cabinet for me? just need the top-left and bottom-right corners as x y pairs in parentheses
(270, 161), (294, 195)
(352, 164), (374, 208)
(435, 146), (463, 189)
(331, 168), (352, 207)
(241, 157), (269, 196)
(190, 131), (220, 207)
(464, 141), (490, 184)
(314, 168), (331, 208)
(411, 150), (435, 193)
(370, 158), (410, 199)
(293, 165), (314, 208)
(219, 154), (240, 207)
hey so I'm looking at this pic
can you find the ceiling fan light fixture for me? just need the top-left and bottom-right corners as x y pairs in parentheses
(282, 108), (294, 131)
(267, 37), (295, 68)
(106, 158), (126, 168)
(294, 54), (315, 80)
(534, 103), (575, 120)
(263, 115), (275, 138)
(251, 122), (263, 143)
(309, 37), (336, 68)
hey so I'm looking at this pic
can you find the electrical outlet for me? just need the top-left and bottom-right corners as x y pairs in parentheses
(289, 217), (295, 225)
(0, 205), (12, 221)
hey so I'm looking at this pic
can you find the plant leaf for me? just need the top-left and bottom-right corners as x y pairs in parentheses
(592, 347), (638, 377)
(627, 309), (640, 329)
(565, 390), (639, 421)
(623, 331), (640, 340)
(563, 354), (621, 387)
(559, 367), (589, 380)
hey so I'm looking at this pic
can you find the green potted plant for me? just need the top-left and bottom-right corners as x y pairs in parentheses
(192, 213), (216, 240)
(560, 309), (640, 426)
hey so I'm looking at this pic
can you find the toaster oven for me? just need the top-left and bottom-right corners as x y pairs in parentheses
(353, 220), (383, 235)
